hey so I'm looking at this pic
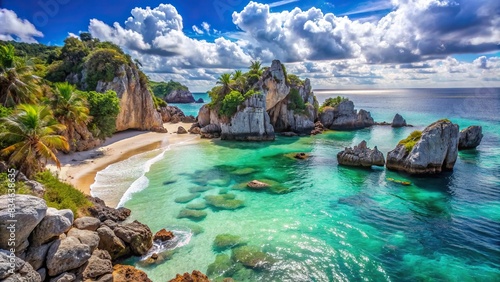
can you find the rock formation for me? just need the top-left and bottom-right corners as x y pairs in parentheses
(337, 140), (385, 167)
(95, 64), (163, 132)
(391, 113), (407, 128)
(164, 89), (196, 103)
(0, 194), (153, 281)
(168, 270), (210, 282)
(386, 119), (459, 174)
(319, 100), (374, 130)
(458, 125), (483, 150)
(113, 264), (152, 282)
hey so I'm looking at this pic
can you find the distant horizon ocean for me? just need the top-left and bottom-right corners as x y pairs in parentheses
(92, 87), (500, 281)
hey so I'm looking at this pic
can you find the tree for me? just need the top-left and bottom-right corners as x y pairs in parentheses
(50, 82), (90, 146)
(216, 73), (233, 96)
(0, 104), (69, 177)
(0, 44), (40, 106)
(79, 32), (93, 42)
(80, 90), (120, 138)
(249, 60), (262, 76)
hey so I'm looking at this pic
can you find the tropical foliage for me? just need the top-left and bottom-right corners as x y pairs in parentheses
(319, 96), (348, 112)
(399, 130), (422, 152)
(80, 90), (120, 138)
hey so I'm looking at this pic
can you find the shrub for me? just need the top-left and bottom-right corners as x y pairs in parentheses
(220, 90), (245, 117)
(398, 130), (422, 152)
(84, 48), (128, 90)
(80, 90), (120, 138)
(288, 88), (305, 112)
(152, 95), (167, 108)
(35, 171), (92, 217)
(0, 173), (31, 195)
(287, 74), (304, 86)
(319, 96), (348, 112)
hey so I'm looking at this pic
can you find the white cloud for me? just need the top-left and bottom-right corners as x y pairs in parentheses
(192, 25), (204, 34)
(201, 22), (210, 33)
(0, 9), (43, 43)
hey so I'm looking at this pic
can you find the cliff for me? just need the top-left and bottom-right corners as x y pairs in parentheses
(94, 64), (163, 132)
(386, 120), (459, 174)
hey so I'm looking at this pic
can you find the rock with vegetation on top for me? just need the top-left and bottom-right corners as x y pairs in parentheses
(386, 119), (459, 174)
(0, 195), (47, 253)
(31, 208), (73, 246)
(168, 270), (210, 282)
(113, 264), (152, 282)
(94, 64), (163, 132)
(458, 125), (483, 150)
(391, 113), (407, 128)
(113, 220), (153, 256)
(337, 140), (385, 167)
(165, 89), (195, 103)
(46, 236), (92, 276)
(0, 249), (42, 282)
(319, 99), (374, 130)
(213, 234), (245, 251)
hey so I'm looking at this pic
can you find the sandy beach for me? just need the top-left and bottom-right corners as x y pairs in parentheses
(49, 122), (199, 195)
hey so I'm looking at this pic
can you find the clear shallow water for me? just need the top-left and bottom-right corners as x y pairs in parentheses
(99, 88), (500, 281)
(169, 93), (210, 117)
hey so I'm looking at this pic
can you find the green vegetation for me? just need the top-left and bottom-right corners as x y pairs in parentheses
(84, 48), (129, 90)
(288, 88), (306, 112)
(220, 90), (246, 117)
(0, 104), (69, 177)
(319, 96), (349, 112)
(81, 90), (120, 138)
(150, 80), (188, 97)
(213, 234), (245, 251)
(152, 94), (167, 108)
(35, 171), (92, 217)
(287, 74), (304, 86)
(398, 130), (422, 152)
(0, 172), (31, 195)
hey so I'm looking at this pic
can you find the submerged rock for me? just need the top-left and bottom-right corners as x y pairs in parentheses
(386, 119), (459, 174)
(207, 254), (242, 277)
(205, 195), (245, 210)
(337, 140), (385, 167)
(213, 234), (245, 251)
(186, 202), (208, 210)
(319, 100), (374, 130)
(458, 125), (483, 150)
(231, 245), (275, 269)
(189, 186), (212, 193)
(177, 209), (208, 221)
(391, 113), (407, 128)
(294, 152), (309, 160)
(175, 193), (200, 203)
(231, 167), (257, 176)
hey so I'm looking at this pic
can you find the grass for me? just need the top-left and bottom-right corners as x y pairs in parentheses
(0, 173), (31, 195)
(398, 130), (422, 152)
(35, 171), (92, 217)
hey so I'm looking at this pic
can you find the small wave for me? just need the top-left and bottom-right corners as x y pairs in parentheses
(141, 227), (193, 261)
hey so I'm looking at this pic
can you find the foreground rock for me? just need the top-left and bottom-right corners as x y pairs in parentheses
(391, 113), (407, 128)
(319, 100), (374, 130)
(0, 249), (41, 281)
(458, 125), (483, 150)
(386, 119), (459, 174)
(168, 270), (210, 282)
(113, 264), (152, 282)
(337, 140), (385, 167)
(165, 89), (195, 103)
(113, 220), (153, 256)
(46, 236), (92, 276)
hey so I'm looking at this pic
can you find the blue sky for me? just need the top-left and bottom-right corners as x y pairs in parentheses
(1, 0), (499, 91)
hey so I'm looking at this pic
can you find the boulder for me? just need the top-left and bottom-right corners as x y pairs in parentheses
(337, 140), (385, 167)
(177, 126), (188, 134)
(113, 264), (152, 282)
(0, 195), (47, 253)
(31, 208), (73, 246)
(220, 94), (275, 141)
(200, 123), (221, 139)
(0, 249), (41, 281)
(458, 125), (483, 150)
(49, 272), (75, 282)
(391, 113), (407, 128)
(87, 196), (131, 222)
(168, 270), (210, 282)
(386, 120), (459, 174)
(67, 228), (100, 252)
(96, 225), (128, 260)
(181, 115), (197, 123)
(153, 229), (175, 241)
(24, 180), (45, 197)
(46, 236), (92, 276)
(113, 220), (153, 256)
(196, 98), (204, 103)
(25, 242), (53, 270)
(95, 64), (163, 132)
(73, 216), (101, 231)
(189, 126), (201, 134)
(81, 249), (113, 280)
(164, 89), (195, 103)
(197, 105), (211, 127)
(319, 100), (374, 130)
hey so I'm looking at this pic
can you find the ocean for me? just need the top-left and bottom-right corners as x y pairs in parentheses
(92, 88), (500, 281)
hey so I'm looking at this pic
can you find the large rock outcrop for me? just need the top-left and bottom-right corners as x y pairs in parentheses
(319, 100), (374, 130)
(95, 64), (163, 131)
(337, 140), (385, 167)
(386, 120), (459, 174)
(220, 95), (275, 141)
(458, 125), (483, 150)
(164, 89), (195, 103)
(391, 113), (407, 128)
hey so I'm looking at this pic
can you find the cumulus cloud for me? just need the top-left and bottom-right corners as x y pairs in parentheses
(0, 9), (43, 42)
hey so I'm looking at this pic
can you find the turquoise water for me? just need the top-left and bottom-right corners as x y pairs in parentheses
(102, 89), (500, 281)
(169, 93), (210, 117)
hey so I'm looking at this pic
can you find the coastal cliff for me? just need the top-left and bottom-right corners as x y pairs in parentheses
(94, 64), (163, 132)
(386, 119), (459, 174)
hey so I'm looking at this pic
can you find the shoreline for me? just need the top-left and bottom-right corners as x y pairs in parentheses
(49, 122), (198, 195)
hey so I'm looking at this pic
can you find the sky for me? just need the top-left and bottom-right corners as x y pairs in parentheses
(0, 0), (499, 91)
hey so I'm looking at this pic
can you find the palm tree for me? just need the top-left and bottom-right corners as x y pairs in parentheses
(232, 70), (243, 80)
(216, 73), (233, 95)
(0, 44), (40, 106)
(231, 70), (245, 92)
(249, 61), (262, 76)
(0, 104), (69, 177)
(49, 82), (90, 146)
